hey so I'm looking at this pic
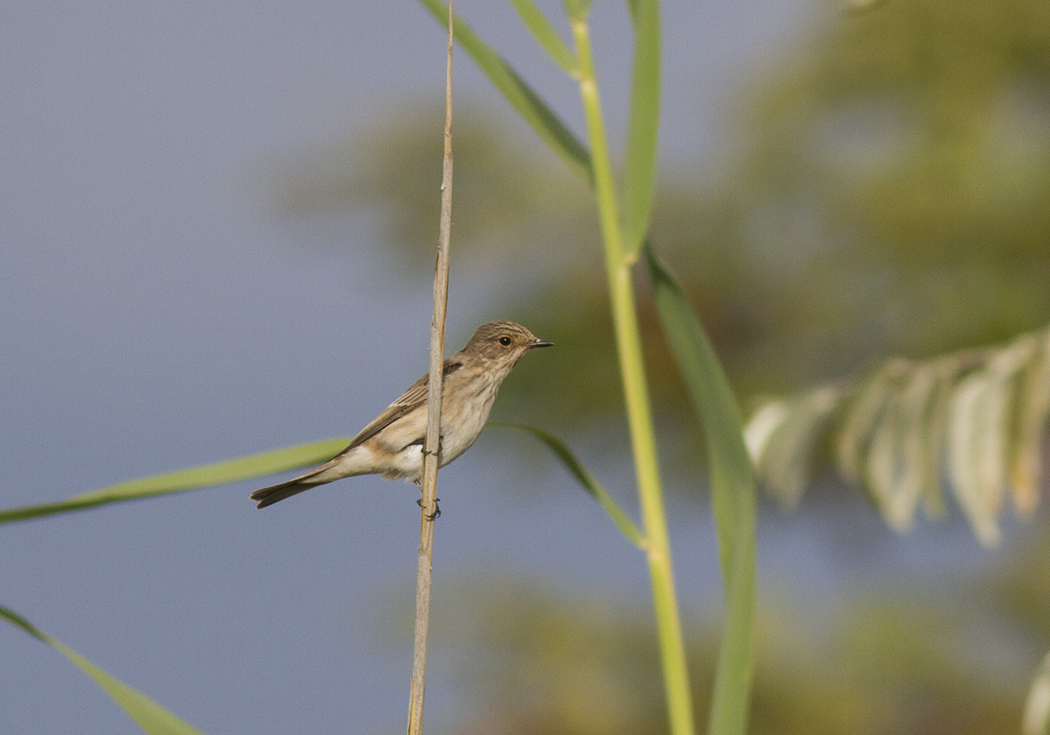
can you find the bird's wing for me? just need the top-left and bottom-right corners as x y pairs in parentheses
(334, 357), (464, 456)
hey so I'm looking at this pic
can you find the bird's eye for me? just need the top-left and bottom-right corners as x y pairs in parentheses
(498, 336), (512, 346)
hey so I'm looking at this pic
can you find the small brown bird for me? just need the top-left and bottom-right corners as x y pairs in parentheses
(251, 321), (553, 509)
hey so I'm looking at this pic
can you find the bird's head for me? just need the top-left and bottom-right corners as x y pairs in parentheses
(462, 320), (553, 369)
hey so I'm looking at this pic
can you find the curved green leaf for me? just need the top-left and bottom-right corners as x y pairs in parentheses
(509, 0), (578, 76)
(745, 323), (1050, 540)
(946, 343), (1030, 547)
(621, 0), (660, 259)
(1011, 331), (1050, 517)
(417, 0), (592, 184)
(875, 365), (941, 530)
(492, 422), (643, 546)
(644, 243), (755, 735)
(0, 438), (352, 525)
(563, 0), (593, 22)
(1024, 649), (1050, 735)
(914, 360), (959, 518)
(1, 605), (205, 735)
(836, 360), (909, 484)
(749, 386), (843, 507)
(743, 399), (789, 466)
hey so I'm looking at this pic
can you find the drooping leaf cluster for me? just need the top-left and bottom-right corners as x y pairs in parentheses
(747, 324), (1050, 546)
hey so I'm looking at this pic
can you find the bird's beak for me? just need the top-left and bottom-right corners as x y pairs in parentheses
(530, 338), (554, 349)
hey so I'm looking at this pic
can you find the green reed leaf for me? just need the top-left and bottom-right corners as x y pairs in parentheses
(1, 605), (205, 735)
(836, 360), (908, 484)
(509, 0), (578, 76)
(621, 0), (660, 259)
(563, 0), (593, 22)
(645, 242), (755, 735)
(0, 438), (352, 524)
(1010, 331), (1050, 517)
(946, 343), (1029, 547)
(493, 423), (644, 547)
(748, 386), (843, 507)
(418, 0), (592, 183)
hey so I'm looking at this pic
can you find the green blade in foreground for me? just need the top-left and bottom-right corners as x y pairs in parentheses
(509, 0), (578, 76)
(645, 242), (756, 735)
(0, 437), (352, 524)
(1, 605), (205, 735)
(621, 0), (660, 259)
(417, 0), (592, 185)
(493, 423), (644, 546)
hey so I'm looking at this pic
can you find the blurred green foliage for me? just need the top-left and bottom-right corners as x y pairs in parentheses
(419, 525), (1048, 734)
(267, 0), (1050, 729)
(269, 0), (1050, 436)
(739, 0), (1050, 367)
(746, 324), (1050, 544)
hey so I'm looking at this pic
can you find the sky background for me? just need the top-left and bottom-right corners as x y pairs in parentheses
(0, 2), (1014, 733)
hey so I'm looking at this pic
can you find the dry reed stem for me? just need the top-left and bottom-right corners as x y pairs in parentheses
(406, 2), (453, 734)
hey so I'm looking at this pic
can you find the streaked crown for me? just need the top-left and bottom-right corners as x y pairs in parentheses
(460, 321), (553, 365)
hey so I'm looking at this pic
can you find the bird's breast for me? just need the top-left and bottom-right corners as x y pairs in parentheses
(437, 372), (502, 464)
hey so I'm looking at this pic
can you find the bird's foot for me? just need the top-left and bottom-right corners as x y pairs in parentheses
(419, 434), (444, 457)
(416, 496), (441, 520)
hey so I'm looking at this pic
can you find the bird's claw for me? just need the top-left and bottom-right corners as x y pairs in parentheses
(416, 496), (441, 520)
(420, 436), (444, 458)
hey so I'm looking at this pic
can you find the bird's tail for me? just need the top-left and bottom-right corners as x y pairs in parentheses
(250, 476), (322, 508)
(251, 449), (359, 508)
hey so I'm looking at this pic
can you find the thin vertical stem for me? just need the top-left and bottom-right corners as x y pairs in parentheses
(406, 2), (453, 734)
(569, 14), (695, 735)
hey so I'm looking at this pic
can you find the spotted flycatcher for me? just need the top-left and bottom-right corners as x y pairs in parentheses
(251, 321), (552, 508)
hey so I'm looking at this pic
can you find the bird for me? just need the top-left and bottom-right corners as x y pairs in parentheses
(251, 321), (553, 509)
